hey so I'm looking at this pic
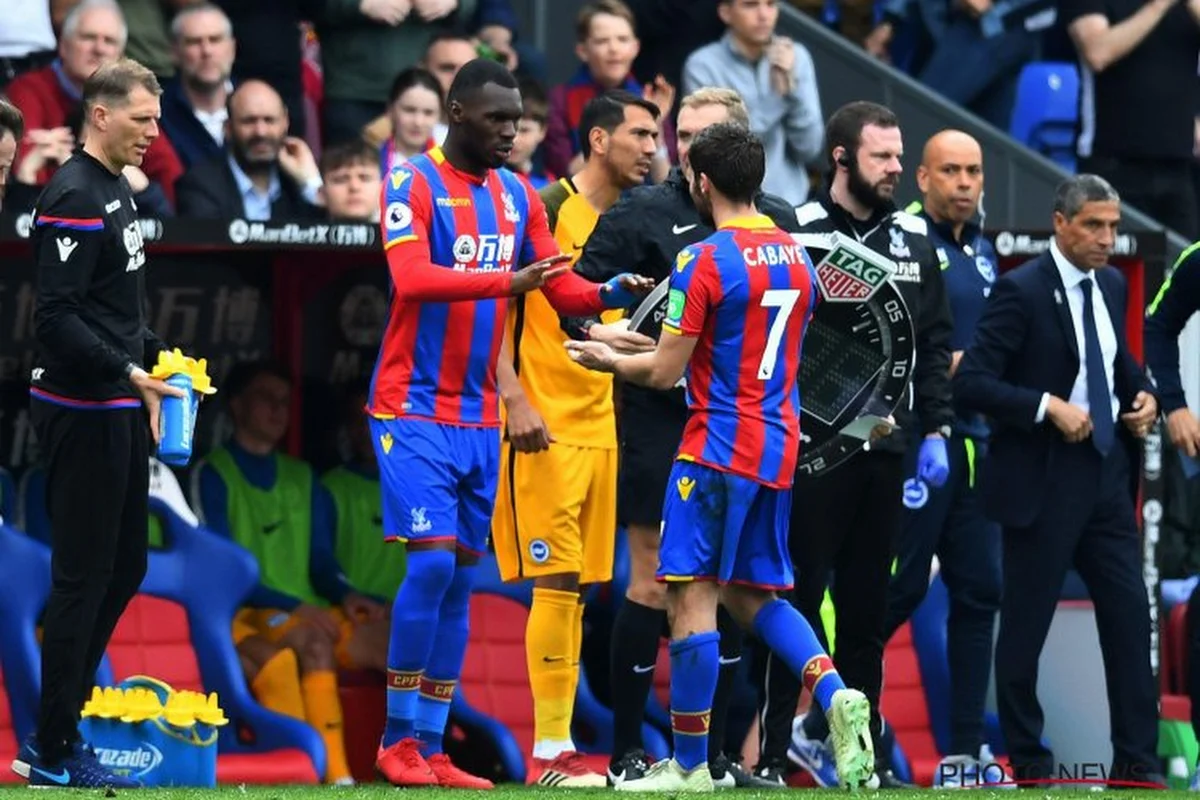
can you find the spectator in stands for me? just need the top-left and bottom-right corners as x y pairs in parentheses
(682, 0), (823, 205)
(0, 2), (56, 89)
(378, 67), (443, 175)
(785, 0), (877, 47)
(322, 381), (407, 606)
(175, 79), (324, 219)
(472, 0), (549, 82)
(213, 0), (315, 139)
(507, 77), (553, 189)
(5, 0), (184, 207)
(320, 139), (382, 222)
(1060, 0), (1200, 239)
(363, 31), (485, 154)
(159, 3), (236, 170)
(0, 98), (22, 210)
(194, 360), (391, 786)
(421, 29), (483, 139)
(545, 0), (674, 182)
(316, 0), (479, 147)
(627, 0), (724, 105)
(113, 0), (182, 79)
(864, 0), (1047, 132)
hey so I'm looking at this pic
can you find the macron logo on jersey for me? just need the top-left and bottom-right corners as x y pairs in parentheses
(56, 236), (79, 262)
(390, 169), (412, 191)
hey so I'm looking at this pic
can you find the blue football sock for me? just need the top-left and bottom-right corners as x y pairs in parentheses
(415, 563), (475, 756)
(669, 630), (720, 771)
(753, 598), (845, 710)
(383, 549), (457, 748)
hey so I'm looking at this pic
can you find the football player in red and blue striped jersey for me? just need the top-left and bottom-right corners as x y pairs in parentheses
(567, 122), (875, 792)
(370, 58), (648, 790)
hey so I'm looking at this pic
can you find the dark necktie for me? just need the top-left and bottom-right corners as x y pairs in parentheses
(1080, 277), (1114, 455)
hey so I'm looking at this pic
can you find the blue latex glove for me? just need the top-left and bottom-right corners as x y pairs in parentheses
(599, 273), (642, 309)
(917, 436), (950, 488)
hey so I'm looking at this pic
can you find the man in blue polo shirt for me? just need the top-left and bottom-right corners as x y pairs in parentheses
(884, 129), (1005, 786)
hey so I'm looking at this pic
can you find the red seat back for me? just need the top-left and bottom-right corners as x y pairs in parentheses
(880, 622), (940, 784)
(107, 595), (204, 692)
(1168, 603), (1189, 695)
(459, 594), (534, 754)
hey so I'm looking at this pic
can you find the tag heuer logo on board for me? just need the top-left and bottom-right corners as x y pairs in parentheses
(814, 232), (896, 302)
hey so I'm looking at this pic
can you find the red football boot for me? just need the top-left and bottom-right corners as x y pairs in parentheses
(528, 751), (608, 787)
(427, 753), (495, 789)
(375, 738), (437, 786)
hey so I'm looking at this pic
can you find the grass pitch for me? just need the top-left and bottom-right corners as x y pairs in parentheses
(0, 787), (1194, 799)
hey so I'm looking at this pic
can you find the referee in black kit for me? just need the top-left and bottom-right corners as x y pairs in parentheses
(560, 87), (797, 789)
(753, 101), (955, 788)
(15, 58), (186, 790)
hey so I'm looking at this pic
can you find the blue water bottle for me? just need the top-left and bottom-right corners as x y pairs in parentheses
(158, 373), (195, 467)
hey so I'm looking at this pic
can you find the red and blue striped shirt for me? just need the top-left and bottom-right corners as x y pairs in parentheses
(663, 215), (819, 488)
(370, 147), (606, 427)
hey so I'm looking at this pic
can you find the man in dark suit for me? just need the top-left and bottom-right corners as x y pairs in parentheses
(175, 79), (323, 220)
(954, 173), (1161, 785)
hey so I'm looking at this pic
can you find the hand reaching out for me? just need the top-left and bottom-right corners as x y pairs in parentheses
(509, 254), (573, 294)
(564, 340), (620, 373)
(587, 319), (656, 354)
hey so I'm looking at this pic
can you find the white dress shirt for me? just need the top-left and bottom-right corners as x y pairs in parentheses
(1035, 239), (1120, 424)
(0, 4), (55, 58)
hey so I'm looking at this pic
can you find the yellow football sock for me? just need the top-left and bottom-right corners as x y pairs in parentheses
(568, 600), (585, 702)
(300, 670), (352, 784)
(527, 587), (579, 754)
(250, 648), (306, 721)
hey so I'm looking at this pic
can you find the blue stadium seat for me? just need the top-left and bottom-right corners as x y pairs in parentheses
(1009, 62), (1080, 172)
(0, 523), (52, 742)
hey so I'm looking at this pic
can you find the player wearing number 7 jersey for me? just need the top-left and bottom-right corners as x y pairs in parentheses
(566, 122), (876, 792)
